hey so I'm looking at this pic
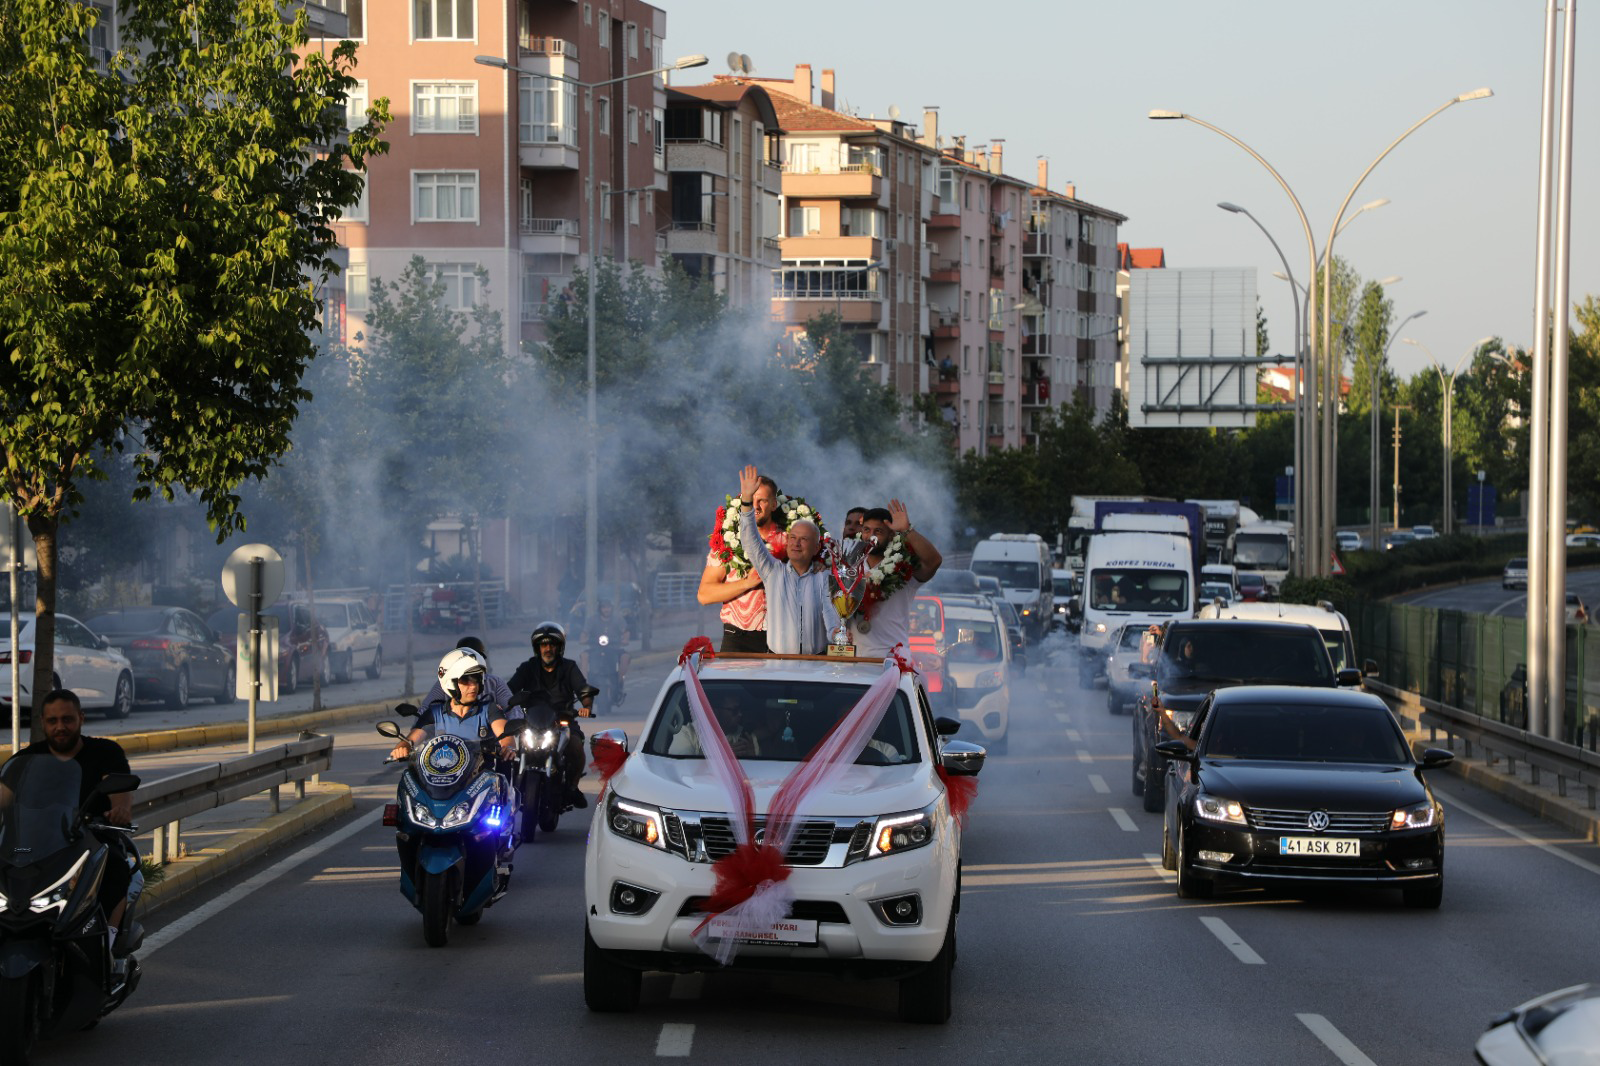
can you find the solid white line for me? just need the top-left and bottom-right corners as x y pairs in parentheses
(668, 973), (705, 1000)
(1143, 853), (1174, 882)
(1434, 786), (1600, 877)
(1199, 916), (1265, 965)
(1065, 728), (1082, 742)
(1088, 774), (1110, 794)
(1054, 712), (1071, 723)
(1489, 594), (1526, 618)
(656, 1023), (696, 1057)
(141, 808), (382, 959)
(1076, 750), (1094, 763)
(1297, 1013), (1378, 1066)
(1108, 808), (1138, 832)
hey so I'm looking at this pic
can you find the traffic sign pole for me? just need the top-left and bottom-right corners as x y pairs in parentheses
(222, 543), (284, 756)
(249, 556), (262, 754)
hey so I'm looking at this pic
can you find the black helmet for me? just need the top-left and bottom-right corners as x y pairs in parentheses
(531, 621), (566, 657)
(455, 635), (488, 661)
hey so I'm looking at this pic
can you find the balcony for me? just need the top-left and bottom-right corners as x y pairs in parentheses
(932, 319), (959, 339)
(1022, 333), (1050, 356)
(779, 234), (881, 261)
(519, 36), (577, 59)
(1022, 378), (1053, 405)
(771, 292), (885, 327)
(781, 162), (882, 199)
(929, 259), (961, 284)
(520, 217), (580, 257)
(989, 256), (1005, 279)
(928, 211), (960, 229)
(520, 132), (579, 171)
(665, 219), (719, 255)
(665, 140), (728, 177)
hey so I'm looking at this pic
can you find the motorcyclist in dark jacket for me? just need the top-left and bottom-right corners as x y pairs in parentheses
(507, 622), (592, 809)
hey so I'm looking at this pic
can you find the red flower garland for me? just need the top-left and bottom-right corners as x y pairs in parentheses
(698, 843), (791, 920)
(679, 636), (717, 665)
(589, 735), (628, 787)
(936, 764), (978, 826)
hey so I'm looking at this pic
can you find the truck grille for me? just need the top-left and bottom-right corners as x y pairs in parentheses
(698, 817), (836, 866)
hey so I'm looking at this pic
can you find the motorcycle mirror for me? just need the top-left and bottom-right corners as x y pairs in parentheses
(375, 721), (403, 739)
(93, 772), (142, 797)
(577, 686), (600, 701)
(394, 702), (419, 718)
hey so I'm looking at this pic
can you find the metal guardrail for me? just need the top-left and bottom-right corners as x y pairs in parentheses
(1368, 678), (1600, 810)
(653, 572), (700, 610)
(132, 734), (333, 864)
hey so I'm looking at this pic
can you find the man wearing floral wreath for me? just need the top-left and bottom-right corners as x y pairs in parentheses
(735, 464), (832, 655)
(849, 503), (943, 659)
(698, 472), (784, 652)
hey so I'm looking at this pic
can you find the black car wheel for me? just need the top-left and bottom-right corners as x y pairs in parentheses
(106, 673), (134, 719)
(1141, 751), (1165, 812)
(1175, 823), (1213, 900)
(583, 924), (641, 1012)
(1161, 820), (1176, 870)
(166, 667), (190, 710)
(897, 917), (955, 1024)
(1107, 689), (1119, 714)
(1130, 749), (1145, 797)
(284, 655), (299, 694)
(216, 665), (236, 705)
(365, 647), (383, 680)
(335, 652), (353, 685)
(1403, 872), (1444, 909)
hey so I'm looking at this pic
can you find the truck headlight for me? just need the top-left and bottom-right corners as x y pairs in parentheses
(607, 792), (667, 850)
(1093, 622), (1107, 633)
(867, 802), (938, 859)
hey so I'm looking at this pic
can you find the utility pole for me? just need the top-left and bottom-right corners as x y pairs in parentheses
(1392, 405), (1411, 531)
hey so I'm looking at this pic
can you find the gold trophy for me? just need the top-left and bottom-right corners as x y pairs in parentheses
(828, 539), (869, 656)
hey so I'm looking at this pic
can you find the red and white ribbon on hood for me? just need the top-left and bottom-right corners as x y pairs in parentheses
(679, 642), (910, 964)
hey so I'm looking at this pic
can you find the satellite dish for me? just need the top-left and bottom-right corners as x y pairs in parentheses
(726, 51), (742, 73)
(739, 53), (753, 75)
(726, 52), (753, 75)
(888, 104), (902, 121)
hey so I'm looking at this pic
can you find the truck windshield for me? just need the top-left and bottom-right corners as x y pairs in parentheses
(1233, 534), (1290, 570)
(971, 561), (1039, 589)
(1088, 569), (1189, 612)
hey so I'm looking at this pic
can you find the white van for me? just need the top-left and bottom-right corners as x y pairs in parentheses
(1078, 521), (1194, 686)
(1196, 600), (1361, 676)
(969, 534), (1053, 642)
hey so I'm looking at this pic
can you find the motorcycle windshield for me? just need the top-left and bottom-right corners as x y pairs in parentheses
(411, 729), (483, 801)
(0, 756), (82, 869)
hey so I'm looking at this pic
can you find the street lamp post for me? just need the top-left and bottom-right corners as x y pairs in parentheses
(1372, 310), (1426, 551)
(1316, 87), (1492, 574)
(1405, 335), (1495, 535)
(477, 51), (707, 628)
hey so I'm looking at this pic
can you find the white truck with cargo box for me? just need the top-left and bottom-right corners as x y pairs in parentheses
(968, 534), (1053, 642)
(1078, 512), (1197, 687)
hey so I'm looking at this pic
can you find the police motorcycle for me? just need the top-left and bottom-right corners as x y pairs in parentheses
(0, 758), (142, 1065)
(513, 684), (599, 837)
(377, 703), (519, 948)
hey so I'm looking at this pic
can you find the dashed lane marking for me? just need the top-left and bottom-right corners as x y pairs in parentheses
(1075, 750), (1094, 763)
(1296, 1013), (1378, 1066)
(1054, 712), (1072, 723)
(656, 1023), (696, 1057)
(1200, 916), (1265, 965)
(1088, 774), (1110, 794)
(142, 807), (383, 959)
(1108, 808), (1138, 832)
(1065, 728), (1082, 742)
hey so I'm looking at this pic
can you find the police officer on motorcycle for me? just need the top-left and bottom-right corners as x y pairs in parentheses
(507, 622), (591, 810)
(389, 648), (523, 767)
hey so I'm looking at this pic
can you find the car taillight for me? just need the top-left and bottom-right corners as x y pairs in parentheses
(0, 650), (30, 665)
(129, 638), (174, 650)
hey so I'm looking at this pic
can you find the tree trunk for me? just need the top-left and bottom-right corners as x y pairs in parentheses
(304, 531), (321, 713)
(403, 539), (415, 698)
(25, 514), (58, 743)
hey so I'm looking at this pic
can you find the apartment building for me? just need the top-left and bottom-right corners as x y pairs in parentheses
(750, 65), (936, 399)
(660, 83), (784, 310)
(316, 0), (671, 352)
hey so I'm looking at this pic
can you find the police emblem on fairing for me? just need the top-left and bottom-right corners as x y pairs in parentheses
(1307, 810), (1330, 832)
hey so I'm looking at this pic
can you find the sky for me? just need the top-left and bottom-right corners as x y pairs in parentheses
(665, 0), (1596, 381)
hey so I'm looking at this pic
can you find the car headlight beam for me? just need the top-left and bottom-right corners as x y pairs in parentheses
(607, 793), (667, 850)
(1389, 801), (1438, 830)
(868, 802), (938, 859)
(1194, 790), (1248, 826)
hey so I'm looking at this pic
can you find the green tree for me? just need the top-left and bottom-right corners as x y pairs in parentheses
(1348, 281), (1395, 415)
(1313, 255), (1362, 381)
(1256, 302), (1270, 358)
(0, 0), (386, 723)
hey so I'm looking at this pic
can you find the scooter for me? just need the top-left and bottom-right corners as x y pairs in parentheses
(377, 707), (518, 948)
(514, 686), (598, 837)
(0, 758), (143, 1066)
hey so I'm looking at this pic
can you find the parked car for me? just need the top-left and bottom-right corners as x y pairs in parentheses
(581, 654), (985, 1021)
(1130, 619), (1358, 813)
(1156, 685), (1450, 907)
(84, 606), (233, 709)
(1503, 557), (1529, 590)
(308, 597), (383, 682)
(0, 612), (136, 719)
(207, 602), (329, 695)
(1104, 622), (1151, 715)
(1565, 532), (1600, 548)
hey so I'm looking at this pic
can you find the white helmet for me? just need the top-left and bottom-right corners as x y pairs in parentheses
(437, 647), (488, 701)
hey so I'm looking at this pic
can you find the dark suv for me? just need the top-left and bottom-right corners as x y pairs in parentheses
(1129, 619), (1360, 812)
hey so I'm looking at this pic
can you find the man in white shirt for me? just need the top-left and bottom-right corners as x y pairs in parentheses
(734, 464), (832, 655)
(850, 501), (943, 659)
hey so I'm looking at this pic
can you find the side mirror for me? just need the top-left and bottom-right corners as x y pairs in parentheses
(934, 716), (962, 737)
(940, 740), (986, 776)
(1153, 739), (1193, 762)
(577, 686), (601, 702)
(375, 720), (403, 740)
(394, 702), (419, 718)
(1336, 667), (1362, 687)
(1127, 661), (1153, 680)
(591, 728), (629, 755)
(1363, 658), (1380, 678)
(1417, 747), (1455, 771)
(93, 772), (142, 797)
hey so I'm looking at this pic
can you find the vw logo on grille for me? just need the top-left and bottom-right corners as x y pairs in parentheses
(753, 828), (767, 845)
(1307, 810), (1330, 832)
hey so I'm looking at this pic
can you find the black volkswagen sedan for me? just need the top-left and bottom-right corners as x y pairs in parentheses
(1156, 686), (1452, 908)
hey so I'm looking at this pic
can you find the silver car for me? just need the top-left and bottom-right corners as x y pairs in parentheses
(311, 597), (383, 682)
(1104, 623), (1151, 715)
